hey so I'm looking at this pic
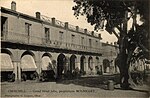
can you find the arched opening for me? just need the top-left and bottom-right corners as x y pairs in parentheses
(42, 53), (53, 71)
(20, 51), (38, 81)
(95, 57), (102, 75)
(1, 49), (15, 82)
(70, 55), (77, 72)
(57, 54), (66, 79)
(88, 56), (93, 71)
(21, 51), (35, 59)
(40, 53), (55, 81)
(1, 49), (13, 60)
(103, 59), (110, 73)
(80, 56), (86, 75)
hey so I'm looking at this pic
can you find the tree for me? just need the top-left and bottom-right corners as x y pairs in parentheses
(73, 0), (150, 89)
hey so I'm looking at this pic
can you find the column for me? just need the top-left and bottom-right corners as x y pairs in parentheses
(13, 61), (21, 81)
(35, 52), (42, 75)
(84, 57), (89, 75)
(75, 56), (80, 70)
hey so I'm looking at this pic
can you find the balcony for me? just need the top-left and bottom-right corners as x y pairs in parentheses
(1, 31), (103, 54)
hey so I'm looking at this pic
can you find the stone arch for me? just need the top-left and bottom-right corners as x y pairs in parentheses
(20, 51), (37, 72)
(42, 52), (52, 58)
(88, 56), (93, 71)
(1, 49), (15, 81)
(57, 53), (66, 78)
(1, 49), (14, 71)
(21, 51), (35, 60)
(1, 48), (13, 60)
(41, 53), (53, 71)
(70, 54), (77, 72)
(103, 59), (110, 73)
(80, 55), (86, 72)
(20, 51), (38, 81)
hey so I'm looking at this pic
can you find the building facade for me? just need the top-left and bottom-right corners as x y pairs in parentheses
(1, 2), (118, 82)
(101, 42), (119, 74)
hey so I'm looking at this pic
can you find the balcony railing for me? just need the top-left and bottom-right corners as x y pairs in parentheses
(1, 31), (103, 54)
(41, 15), (52, 24)
(68, 24), (76, 31)
(55, 19), (65, 28)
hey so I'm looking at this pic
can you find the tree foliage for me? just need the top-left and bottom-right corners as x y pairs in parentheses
(73, 0), (149, 60)
(73, 0), (148, 30)
(73, 0), (149, 89)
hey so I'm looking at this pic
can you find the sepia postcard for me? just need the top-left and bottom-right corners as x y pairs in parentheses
(0, 0), (150, 98)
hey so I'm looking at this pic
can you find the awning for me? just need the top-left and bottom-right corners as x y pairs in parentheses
(21, 55), (37, 71)
(0, 53), (14, 71)
(42, 56), (53, 70)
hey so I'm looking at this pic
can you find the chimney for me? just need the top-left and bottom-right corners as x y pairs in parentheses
(76, 26), (79, 32)
(65, 22), (68, 29)
(84, 29), (87, 33)
(36, 12), (41, 19)
(98, 34), (102, 40)
(91, 31), (94, 36)
(52, 17), (55, 25)
(11, 1), (16, 11)
(98, 34), (101, 38)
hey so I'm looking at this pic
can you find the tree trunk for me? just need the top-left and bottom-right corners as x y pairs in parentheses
(118, 10), (131, 89)
(118, 53), (130, 89)
(116, 48), (130, 89)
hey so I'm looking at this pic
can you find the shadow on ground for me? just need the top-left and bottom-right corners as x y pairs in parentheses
(56, 74), (120, 90)
(56, 74), (150, 94)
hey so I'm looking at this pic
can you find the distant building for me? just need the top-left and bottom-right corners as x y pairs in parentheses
(101, 42), (119, 74)
(1, 1), (118, 82)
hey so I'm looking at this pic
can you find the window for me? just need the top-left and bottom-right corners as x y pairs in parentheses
(1, 16), (8, 38)
(89, 39), (92, 47)
(25, 23), (31, 36)
(81, 37), (84, 45)
(59, 31), (63, 41)
(71, 34), (75, 43)
(45, 27), (50, 42)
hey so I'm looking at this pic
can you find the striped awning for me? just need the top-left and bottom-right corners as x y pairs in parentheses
(0, 53), (14, 71)
(21, 55), (37, 71)
(42, 56), (53, 70)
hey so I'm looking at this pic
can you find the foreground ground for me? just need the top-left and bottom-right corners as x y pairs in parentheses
(1, 75), (150, 98)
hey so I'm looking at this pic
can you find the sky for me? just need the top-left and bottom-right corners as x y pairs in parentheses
(0, 0), (118, 43)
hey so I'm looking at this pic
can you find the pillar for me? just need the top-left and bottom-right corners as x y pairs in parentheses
(35, 51), (42, 75)
(75, 56), (80, 70)
(35, 60), (42, 75)
(13, 61), (21, 81)
(84, 57), (89, 74)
